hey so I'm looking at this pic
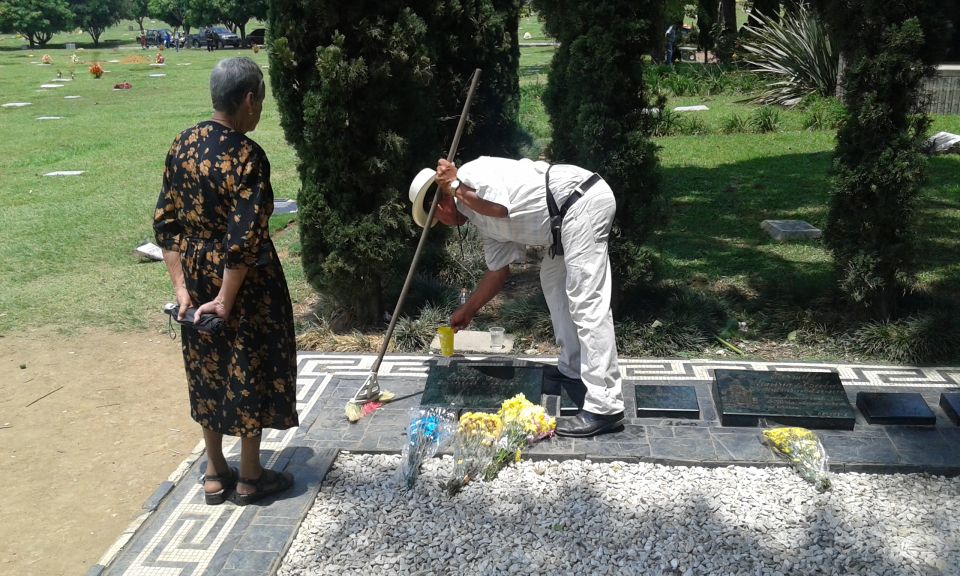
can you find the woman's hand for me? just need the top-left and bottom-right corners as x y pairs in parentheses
(175, 285), (194, 321)
(194, 296), (230, 323)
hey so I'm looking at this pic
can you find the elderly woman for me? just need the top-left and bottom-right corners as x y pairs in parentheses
(154, 57), (297, 506)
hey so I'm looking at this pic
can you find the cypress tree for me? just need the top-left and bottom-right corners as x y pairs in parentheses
(532, 0), (663, 309)
(820, 1), (950, 318)
(268, 0), (521, 324)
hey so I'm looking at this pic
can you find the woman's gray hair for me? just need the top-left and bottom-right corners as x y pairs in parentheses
(210, 57), (265, 115)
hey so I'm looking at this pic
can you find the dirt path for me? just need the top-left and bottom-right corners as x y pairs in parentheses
(0, 329), (198, 575)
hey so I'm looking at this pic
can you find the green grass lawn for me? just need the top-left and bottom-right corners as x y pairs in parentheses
(3, 19), (959, 361)
(0, 26), (304, 335)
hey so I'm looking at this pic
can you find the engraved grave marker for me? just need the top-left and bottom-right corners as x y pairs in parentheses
(420, 361), (542, 412)
(712, 369), (855, 429)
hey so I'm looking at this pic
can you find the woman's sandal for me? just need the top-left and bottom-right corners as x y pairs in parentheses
(233, 468), (295, 506)
(203, 466), (238, 505)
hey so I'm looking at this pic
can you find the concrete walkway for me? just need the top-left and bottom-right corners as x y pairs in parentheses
(91, 354), (960, 576)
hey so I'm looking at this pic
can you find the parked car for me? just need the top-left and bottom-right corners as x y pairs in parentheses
(245, 28), (266, 48)
(145, 29), (176, 48)
(190, 27), (240, 49)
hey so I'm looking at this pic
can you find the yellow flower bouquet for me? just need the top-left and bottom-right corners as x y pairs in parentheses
(445, 411), (502, 495)
(483, 394), (555, 481)
(761, 427), (831, 492)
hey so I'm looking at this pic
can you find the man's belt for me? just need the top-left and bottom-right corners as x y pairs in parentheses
(545, 167), (602, 258)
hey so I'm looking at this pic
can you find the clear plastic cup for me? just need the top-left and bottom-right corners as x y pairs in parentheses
(489, 326), (505, 350)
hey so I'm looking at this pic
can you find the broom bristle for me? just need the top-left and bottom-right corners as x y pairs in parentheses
(344, 389), (395, 422)
(345, 402), (363, 422)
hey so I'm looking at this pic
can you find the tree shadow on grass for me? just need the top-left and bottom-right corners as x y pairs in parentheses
(652, 150), (836, 312)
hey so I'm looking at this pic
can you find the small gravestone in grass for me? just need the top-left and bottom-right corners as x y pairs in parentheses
(274, 199), (298, 214)
(926, 132), (960, 155)
(761, 220), (822, 242)
(44, 170), (84, 176)
(36, 116), (63, 120)
(2, 102), (32, 108)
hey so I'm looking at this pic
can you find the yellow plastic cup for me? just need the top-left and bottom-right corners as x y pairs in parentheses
(437, 326), (454, 357)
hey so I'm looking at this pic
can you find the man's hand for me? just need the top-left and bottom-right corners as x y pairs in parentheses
(436, 159), (458, 195)
(450, 305), (474, 332)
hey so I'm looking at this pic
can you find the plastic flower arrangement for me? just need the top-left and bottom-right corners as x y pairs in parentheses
(155, 52), (165, 64)
(41, 54), (52, 64)
(484, 394), (555, 481)
(89, 62), (104, 79)
(761, 427), (831, 492)
(398, 407), (456, 490)
(445, 411), (502, 495)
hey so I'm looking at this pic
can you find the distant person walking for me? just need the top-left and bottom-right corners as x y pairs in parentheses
(206, 29), (215, 52)
(154, 57), (298, 506)
(665, 22), (679, 66)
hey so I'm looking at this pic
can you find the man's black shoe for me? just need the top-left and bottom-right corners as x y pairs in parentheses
(542, 365), (583, 396)
(556, 410), (624, 438)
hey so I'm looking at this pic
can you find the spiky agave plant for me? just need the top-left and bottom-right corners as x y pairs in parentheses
(741, 4), (838, 106)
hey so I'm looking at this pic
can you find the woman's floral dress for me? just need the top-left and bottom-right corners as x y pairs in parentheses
(154, 121), (299, 437)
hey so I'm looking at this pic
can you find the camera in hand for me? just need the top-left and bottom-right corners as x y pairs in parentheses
(163, 303), (225, 335)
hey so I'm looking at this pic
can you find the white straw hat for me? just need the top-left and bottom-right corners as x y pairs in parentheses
(408, 167), (439, 228)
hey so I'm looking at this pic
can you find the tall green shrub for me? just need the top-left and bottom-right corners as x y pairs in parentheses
(821, 1), (950, 318)
(268, 0), (521, 325)
(532, 0), (663, 311)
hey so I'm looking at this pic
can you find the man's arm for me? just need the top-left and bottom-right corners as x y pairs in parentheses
(450, 266), (509, 331)
(453, 184), (508, 218)
(436, 158), (508, 218)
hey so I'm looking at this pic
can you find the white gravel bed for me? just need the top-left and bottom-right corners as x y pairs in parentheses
(279, 453), (960, 576)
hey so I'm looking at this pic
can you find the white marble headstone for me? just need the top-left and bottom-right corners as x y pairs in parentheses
(44, 170), (85, 176)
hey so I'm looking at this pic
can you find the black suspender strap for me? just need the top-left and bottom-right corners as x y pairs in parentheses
(545, 166), (602, 258)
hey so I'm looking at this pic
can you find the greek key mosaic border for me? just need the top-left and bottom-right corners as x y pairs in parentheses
(301, 354), (960, 389)
(104, 357), (330, 576)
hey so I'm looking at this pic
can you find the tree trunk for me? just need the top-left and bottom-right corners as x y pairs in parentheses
(88, 28), (103, 47)
(835, 50), (848, 103)
(650, 0), (666, 63)
(721, 0), (737, 34)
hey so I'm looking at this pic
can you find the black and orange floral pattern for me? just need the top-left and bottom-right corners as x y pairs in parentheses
(154, 121), (299, 438)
